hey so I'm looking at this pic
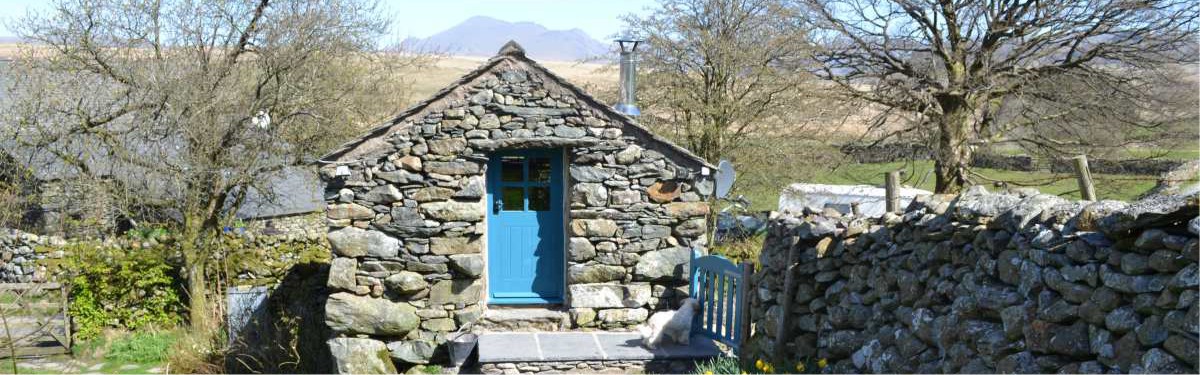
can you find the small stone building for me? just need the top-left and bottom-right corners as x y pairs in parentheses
(316, 41), (714, 370)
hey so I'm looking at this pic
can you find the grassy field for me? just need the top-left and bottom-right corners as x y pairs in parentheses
(730, 159), (1172, 212)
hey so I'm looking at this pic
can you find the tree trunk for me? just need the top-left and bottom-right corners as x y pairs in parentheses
(186, 258), (210, 330)
(180, 225), (212, 330)
(934, 97), (974, 193)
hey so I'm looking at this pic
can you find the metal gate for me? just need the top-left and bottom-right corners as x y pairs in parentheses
(226, 286), (268, 344)
(690, 250), (752, 352)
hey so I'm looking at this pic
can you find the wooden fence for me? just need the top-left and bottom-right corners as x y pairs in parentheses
(0, 283), (71, 358)
(690, 250), (752, 353)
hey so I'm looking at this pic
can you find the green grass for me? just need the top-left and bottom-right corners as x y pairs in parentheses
(986, 145), (1199, 160)
(1121, 148), (1200, 160)
(106, 331), (177, 364)
(813, 160), (1159, 200)
(41, 329), (180, 374)
(728, 159), (1167, 213)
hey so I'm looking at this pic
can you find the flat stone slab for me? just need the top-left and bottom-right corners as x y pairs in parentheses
(477, 332), (721, 363)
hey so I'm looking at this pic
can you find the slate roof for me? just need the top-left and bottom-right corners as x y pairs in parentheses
(234, 166), (324, 219)
(317, 41), (714, 171)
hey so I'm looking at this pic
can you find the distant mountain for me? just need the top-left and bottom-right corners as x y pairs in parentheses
(407, 16), (610, 61)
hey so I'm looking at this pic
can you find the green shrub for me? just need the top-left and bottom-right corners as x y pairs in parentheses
(107, 330), (179, 363)
(61, 242), (182, 341)
(711, 233), (766, 264)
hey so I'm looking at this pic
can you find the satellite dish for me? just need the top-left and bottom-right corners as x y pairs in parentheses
(251, 110), (271, 130)
(714, 159), (735, 198)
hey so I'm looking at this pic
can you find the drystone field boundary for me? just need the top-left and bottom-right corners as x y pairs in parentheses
(748, 188), (1198, 373)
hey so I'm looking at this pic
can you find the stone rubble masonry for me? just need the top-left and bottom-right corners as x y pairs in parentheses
(0, 219), (327, 285)
(747, 187), (1199, 374)
(0, 228), (68, 283)
(317, 50), (712, 370)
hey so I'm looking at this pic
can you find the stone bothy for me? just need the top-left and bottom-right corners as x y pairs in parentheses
(316, 41), (713, 370)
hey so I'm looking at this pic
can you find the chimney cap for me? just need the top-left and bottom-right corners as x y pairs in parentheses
(614, 39), (643, 52)
(497, 40), (525, 57)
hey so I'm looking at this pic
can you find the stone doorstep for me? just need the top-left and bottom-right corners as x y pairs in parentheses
(478, 307), (570, 332)
(477, 332), (722, 363)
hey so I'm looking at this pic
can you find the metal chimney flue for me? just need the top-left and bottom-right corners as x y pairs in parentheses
(615, 39), (643, 116)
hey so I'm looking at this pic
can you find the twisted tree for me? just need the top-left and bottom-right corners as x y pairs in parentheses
(2, 0), (427, 329)
(801, 0), (1199, 193)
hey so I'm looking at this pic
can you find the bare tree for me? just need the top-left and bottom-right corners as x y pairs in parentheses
(801, 0), (1199, 193)
(623, 0), (818, 164)
(2, 0), (429, 329)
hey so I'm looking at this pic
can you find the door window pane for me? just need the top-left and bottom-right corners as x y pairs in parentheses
(529, 186), (551, 211)
(501, 156), (524, 182)
(502, 187), (524, 211)
(529, 158), (552, 182)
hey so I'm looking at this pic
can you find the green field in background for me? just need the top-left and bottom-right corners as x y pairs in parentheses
(732, 160), (1169, 212)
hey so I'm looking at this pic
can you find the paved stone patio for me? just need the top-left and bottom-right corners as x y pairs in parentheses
(477, 332), (722, 363)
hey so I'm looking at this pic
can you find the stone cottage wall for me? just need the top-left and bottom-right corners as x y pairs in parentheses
(747, 188), (1198, 373)
(318, 57), (712, 367)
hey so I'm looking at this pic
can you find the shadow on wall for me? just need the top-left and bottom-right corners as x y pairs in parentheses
(225, 262), (333, 373)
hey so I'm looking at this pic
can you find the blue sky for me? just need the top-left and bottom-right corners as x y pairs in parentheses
(0, 0), (657, 41)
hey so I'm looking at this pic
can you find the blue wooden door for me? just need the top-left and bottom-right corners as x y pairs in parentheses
(487, 149), (564, 304)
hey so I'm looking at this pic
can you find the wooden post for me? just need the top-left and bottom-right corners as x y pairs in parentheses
(772, 236), (800, 363)
(1073, 155), (1097, 201)
(61, 284), (71, 350)
(885, 171), (901, 213)
(850, 202), (861, 217)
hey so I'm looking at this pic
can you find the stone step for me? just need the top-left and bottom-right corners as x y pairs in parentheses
(476, 331), (722, 363)
(477, 307), (570, 332)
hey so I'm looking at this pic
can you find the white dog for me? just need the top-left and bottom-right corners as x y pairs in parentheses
(637, 298), (700, 349)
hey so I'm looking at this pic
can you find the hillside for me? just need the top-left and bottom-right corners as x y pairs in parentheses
(406, 16), (610, 61)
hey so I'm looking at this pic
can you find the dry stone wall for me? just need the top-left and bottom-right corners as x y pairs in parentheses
(318, 53), (711, 369)
(0, 228), (67, 282)
(0, 227), (327, 285)
(242, 212), (326, 241)
(748, 188), (1198, 373)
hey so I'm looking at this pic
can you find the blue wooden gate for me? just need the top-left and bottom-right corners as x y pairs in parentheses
(690, 249), (752, 352)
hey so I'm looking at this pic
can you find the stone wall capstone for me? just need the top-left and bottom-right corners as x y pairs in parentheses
(748, 188), (1198, 373)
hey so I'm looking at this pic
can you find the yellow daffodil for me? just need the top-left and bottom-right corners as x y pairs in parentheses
(756, 359), (765, 370)
(817, 358), (828, 369)
(704, 371), (713, 375)
(764, 364), (774, 373)
(796, 362), (806, 372)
